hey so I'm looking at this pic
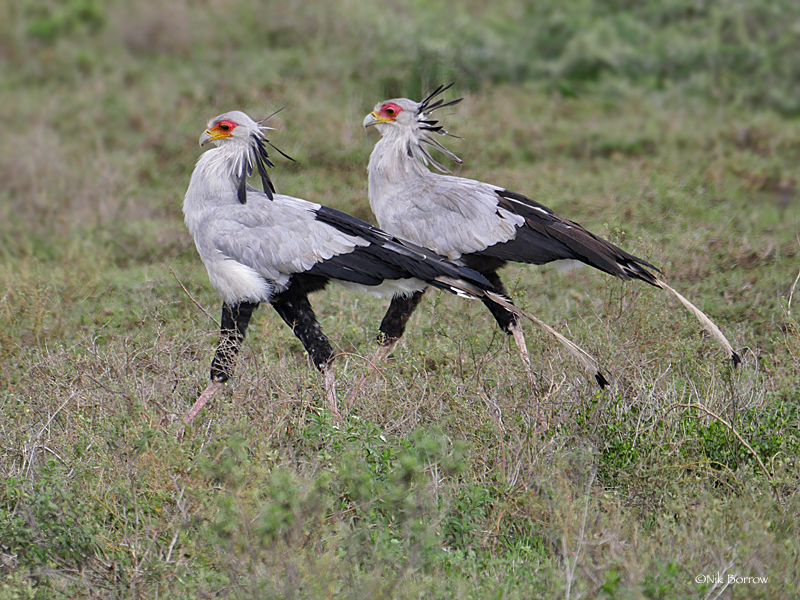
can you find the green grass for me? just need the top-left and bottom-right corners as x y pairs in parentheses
(1, 0), (800, 598)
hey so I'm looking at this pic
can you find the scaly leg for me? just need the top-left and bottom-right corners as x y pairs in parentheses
(183, 381), (223, 425)
(476, 272), (537, 382)
(271, 285), (339, 418)
(508, 319), (548, 427)
(322, 363), (340, 420)
(184, 301), (259, 425)
(476, 273), (546, 424)
(508, 320), (535, 385)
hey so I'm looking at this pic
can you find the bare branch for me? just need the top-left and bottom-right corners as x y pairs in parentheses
(170, 267), (219, 328)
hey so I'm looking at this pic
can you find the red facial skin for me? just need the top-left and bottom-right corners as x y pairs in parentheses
(214, 120), (238, 133)
(377, 103), (403, 120)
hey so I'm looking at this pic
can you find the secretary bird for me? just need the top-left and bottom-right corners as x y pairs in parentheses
(362, 84), (740, 372)
(182, 110), (604, 424)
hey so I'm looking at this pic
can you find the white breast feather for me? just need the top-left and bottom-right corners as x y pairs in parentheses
(203, 249), (278, 305)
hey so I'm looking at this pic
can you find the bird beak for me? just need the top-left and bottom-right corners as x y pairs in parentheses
(199, 130), (214, 146)
(199, 128), (230, 147)
(363, 111), (388, 128)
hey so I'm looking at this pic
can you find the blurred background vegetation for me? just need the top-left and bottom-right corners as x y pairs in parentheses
(1, 0), (799, 597)
(2, 0), (800, 261)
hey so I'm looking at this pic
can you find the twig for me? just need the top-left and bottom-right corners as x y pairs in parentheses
(787, 265), (800, 316)
(25, 392), (76, 477)
(704, 558), (735, 600)
(666, 402), (780, 505)
(1, 360), (11, 391)
(342, 349), (391, 406)
(165, 529), (179, 564)
(170, 267), (219, 328)
(563, 469), (596, 600)
(788, 234), (800, 313)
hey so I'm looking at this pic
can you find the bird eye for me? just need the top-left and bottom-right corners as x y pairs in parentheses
(218, 123), (231, 131)
(384, 106), (395, 116)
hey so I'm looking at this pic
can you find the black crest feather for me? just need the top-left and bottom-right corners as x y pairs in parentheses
(236, 129), (295, 203)
(253, 134), (276, 200)
(416, 83), (463, 140)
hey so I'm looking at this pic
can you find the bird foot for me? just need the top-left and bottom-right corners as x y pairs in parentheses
(183, 380), (224, 426)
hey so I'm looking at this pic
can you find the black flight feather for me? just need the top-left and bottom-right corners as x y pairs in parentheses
(418, 83), (463, 115)
(251, 132), (295, 201)
(425, 97), (464, 113)
(267, 141), (296, 163)
(416, 85), (464, 140)
(311, 205), (492, 290)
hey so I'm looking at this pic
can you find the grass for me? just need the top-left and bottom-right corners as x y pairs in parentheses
(1, 0), (800, 597)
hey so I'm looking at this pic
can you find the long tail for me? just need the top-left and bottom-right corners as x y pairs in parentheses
(493, 191), (740, 366)
(436, 276), (608, 388)
(653, 278), (741, 366)
(485, 291), (608, 388)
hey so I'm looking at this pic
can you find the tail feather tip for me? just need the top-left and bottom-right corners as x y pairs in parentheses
(595, 372), (609, 389)
(732, 351), (742, 367)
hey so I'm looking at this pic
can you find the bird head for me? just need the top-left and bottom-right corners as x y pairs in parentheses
(362, 98), (420, 131)
(363, 84), (464, 172)
(200, 110), (266, 147)
(199, 110), (294, 203)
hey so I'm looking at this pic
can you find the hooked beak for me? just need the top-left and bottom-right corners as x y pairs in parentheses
(199, 130), (214, 146)
(199, 128), (230, 147)
(363, 111), (391, 128)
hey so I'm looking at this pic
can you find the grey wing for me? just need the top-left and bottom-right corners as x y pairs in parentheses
(377, 174), (524, 259)
(208, 196), (366, 280)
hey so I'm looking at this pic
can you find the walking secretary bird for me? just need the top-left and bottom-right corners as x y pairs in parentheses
(182, 110), (604, 425)
(362, 84), (740, 374)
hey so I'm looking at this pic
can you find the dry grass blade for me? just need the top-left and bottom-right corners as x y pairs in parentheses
(666, 402), (780, 504)
(787, 266), (800, 316)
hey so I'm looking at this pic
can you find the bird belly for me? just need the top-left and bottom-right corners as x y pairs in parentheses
(337, 277), (427, 299)
(553, 259), (585, 273)
(205, 258), (276, 305)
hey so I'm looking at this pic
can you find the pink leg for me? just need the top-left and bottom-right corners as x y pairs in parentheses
(509, 322), (548, 427)
(183, 381), (223, 425)
(509, 322), (535, 385)
(322, 364), (341, 421)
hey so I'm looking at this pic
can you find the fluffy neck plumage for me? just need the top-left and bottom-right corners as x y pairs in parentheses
(183, 143), (250, 232)
(368, 126), (431, 199)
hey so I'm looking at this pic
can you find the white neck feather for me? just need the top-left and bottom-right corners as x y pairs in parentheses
(183, 143), (249, 233)
(367, 127), (431, 209)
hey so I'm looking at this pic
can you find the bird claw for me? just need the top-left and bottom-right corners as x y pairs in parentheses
(510, 322), (552, 427)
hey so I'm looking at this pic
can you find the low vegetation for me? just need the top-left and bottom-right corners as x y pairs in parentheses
(1, 0), (798, 597)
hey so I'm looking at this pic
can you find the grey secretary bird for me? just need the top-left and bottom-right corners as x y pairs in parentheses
(362, 85), (740, 373)
(182, 110), (604, 424)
